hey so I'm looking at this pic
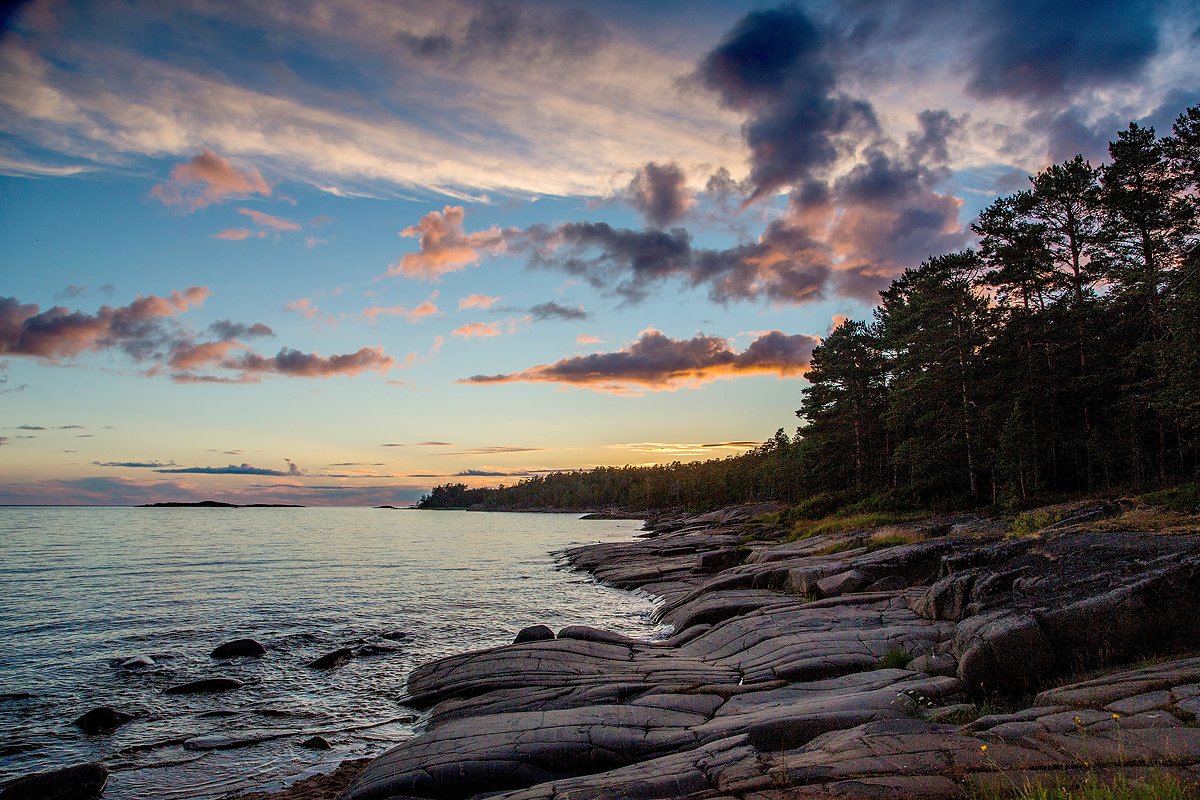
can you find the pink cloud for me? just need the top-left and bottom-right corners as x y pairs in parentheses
(388, 206), (511, 279)
(285, 298), (320, 319)
(576, 334), (602, 346)
(462, 328), (818, 394)
(213, 228), (257, 241)
(451, 321), (502, 338)
(168, 339), (244, 370)
(150, 149), (270, 211)
(362, 292), (440, 323)
(458, 293), (500, 310)
(238, 207), (301, 231)
(222, 346), (395, 378)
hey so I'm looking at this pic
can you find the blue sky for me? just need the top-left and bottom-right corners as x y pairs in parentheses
(1, 0), (1196, 504)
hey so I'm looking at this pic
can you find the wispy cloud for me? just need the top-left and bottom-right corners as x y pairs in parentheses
(529, 301), (588, 321)
(463, 328), (818, 394)
(439, 446), (545, 456)
(238, 207), (300, 231)
(94, 460), (176, 468)
(451, 321), (502, 338)
(155, 460), (302, 476)
(576, 334), (601, 346)
(362, 292), (440, 323)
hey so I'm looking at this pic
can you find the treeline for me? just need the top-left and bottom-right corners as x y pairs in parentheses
(418, 108), (1200, 513)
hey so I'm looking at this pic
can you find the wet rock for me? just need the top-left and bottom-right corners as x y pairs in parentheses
(513, 624), (554, 644)
(74, 705), (134, 735)
(164, 677), (243, 694)
(556, 625), (641, 645)
(697, 548), (742, 572)
(184, 728), (301, 750)
(0, 762), (107, 800)
(353, 642), (403, 657)
(307, 648), (353, 670)
(0, 692), (33, 702)
(381, 630), (409, 641)
(118, 655), (155, 669)
(211, 638), (266, 659)
(300, 735), (332, 750)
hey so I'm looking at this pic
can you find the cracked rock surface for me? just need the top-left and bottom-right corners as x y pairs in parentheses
(340, 507), (1200, 800)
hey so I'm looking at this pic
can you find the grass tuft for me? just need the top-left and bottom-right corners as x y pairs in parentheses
(971, 769), (1198, 799)
(878, 647), (914, 670)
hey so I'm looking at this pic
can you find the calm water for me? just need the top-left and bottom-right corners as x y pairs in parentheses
(0, 508), (656, 798)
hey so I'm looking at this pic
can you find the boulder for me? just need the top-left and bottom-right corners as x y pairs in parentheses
(164, 677), (243, 695)
(556, 625), (641, 645)
(0, 763), (107, 800)
(910, 653), (958, 677)
(211, 638), (267, 658)
(307, 648), (353, 670)
(513, 625), (555, 644)
(74, 705), (134, 734)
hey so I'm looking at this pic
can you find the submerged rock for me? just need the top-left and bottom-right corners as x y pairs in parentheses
(163, 677), (243, 695)
(118, 655), (155, 669)
(307, 648), (353, 670)
(300, 735), (332, 750)
(0, 762), (107, 800)
(74, 705), (134, 735)
(211, 638), (267, 659)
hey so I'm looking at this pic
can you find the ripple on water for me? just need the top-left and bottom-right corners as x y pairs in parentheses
(0, 508), (655, 799)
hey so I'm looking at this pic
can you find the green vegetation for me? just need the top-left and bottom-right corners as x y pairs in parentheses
(420, 108), (1200, 514)
(1140, 483), (1200, 513)
(790, 510), (926, 542)
(877, 648), (914, 670)
(971, 770), (1198, 800)
(1012, 507), (1073, 536)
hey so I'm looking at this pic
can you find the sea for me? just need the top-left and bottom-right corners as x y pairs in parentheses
(0, 507), (657, 798)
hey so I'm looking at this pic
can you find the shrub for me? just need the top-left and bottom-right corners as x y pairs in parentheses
(878, 647), (914, 670)
(1139, 483), (1200, 514)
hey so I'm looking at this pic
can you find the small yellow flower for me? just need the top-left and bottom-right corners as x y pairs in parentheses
(1111, 713), (1120, 720)
(1083, 761), (1090, 767)
(980, 745), (988, 753)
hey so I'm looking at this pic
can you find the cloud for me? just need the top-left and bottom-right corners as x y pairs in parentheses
(529, 301), (587, 321)
(440, 446), (545, 456)
(381, 441), (454, 447)
(0, 287), (209, 360)
(462, 328), (818, 394)
(458, 293), (499, 310)
(155, 461), (295, 476)
(363, 292), (440, 323)
(0, 475), (428, 506)
(696, 6), (877, 200)
(389, 206), (510, 279)
(150, 149), (270, 211)
(964, 0), (1162, 102)
(452, 321), (501, 338)
(189, 346), (395, 381)
(207, 320), (273, 339)
(16, 425), (46, 430)
(285, 298), (320, 319)
(93, 460), (175, 468)
(627, 161), (692, 227)
(55, 284), (90, 300)
(576, 334), (601, 346)
(237, 207), (300, 231)
(213, 228), (259, 241)
(0, 437), (7, 446)
(608, 441), (760, 455)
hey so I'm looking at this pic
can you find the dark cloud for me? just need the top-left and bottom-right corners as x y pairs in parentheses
(0, 287), (210, 361)
(207, 319), (274, 339)
(905, 110), (963, 165)
(527, 219), (830, 305)
(16, 424), (46, 430)
(176, 346), (395, 382)
(55, 284), (90, 300)
(529, 301), (588, 321)
(697, 5), (877, 199)
(965, 0), (1162, 101)
(0, 437), (7, 446)
(155, 461), (295, 476)
(463, 328), (818, 394)
(1037, 106), (1126, 164)
(59, 425), (83, 429)
(454, 469), (529, 477)
(627, 162), (691, 227)
(94, 460), (175, 468)
(382, 441), (453, 447)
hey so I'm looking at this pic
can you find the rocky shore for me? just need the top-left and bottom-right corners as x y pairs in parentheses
(328, 502), (1200, 800)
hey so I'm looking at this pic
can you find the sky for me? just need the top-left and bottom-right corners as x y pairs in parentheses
(1, 0), (1197, 506)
